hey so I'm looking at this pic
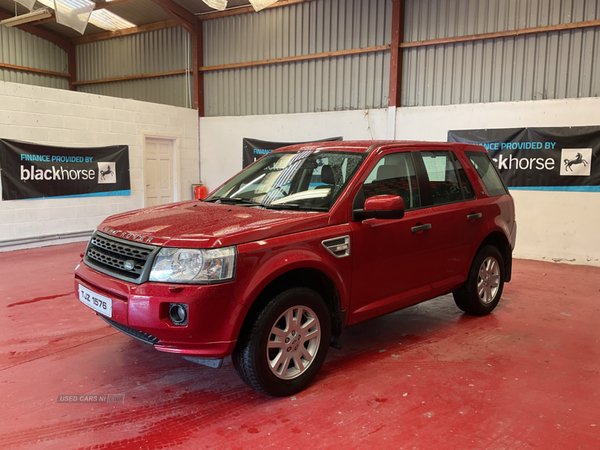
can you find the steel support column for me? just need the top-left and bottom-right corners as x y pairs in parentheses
(68, 43), (77, 91)
(193, 20), (204, 117)
(388, 0), (404, 109)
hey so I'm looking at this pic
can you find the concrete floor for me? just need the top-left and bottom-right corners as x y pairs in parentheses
(0, 242), (599, 450)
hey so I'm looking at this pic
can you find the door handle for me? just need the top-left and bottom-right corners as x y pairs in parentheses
(467, 213), (482, 220)
(411, 223), (432, 233)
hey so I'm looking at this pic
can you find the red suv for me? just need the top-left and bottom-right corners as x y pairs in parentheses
(75, 141), (516, 396)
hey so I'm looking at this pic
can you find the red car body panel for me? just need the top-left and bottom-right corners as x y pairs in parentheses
(75, 265), (247, 356)
(74, 141), (516, 359)
(234, 223), (353, 311)
(99, 201), (331, 248)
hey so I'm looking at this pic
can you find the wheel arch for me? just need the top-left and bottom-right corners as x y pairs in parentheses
(236, 267), (345, 349)
(477, 231), (513, 282)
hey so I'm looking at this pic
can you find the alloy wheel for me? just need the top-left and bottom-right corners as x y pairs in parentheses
(477, 256), (500, 304)
(266, 306), (321, 380)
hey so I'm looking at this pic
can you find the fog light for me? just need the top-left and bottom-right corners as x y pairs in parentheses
(168, 303), (188, 326)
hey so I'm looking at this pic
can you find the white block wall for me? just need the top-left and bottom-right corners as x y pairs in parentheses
(199, 98), (600, 267)
(0, 81), (199, 250)
(199, 108), (389, 191)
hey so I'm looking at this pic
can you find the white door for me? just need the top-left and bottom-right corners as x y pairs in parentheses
(145, 138), (175, 207)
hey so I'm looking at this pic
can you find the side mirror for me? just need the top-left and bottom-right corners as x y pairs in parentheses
(353, 195), (405, 221)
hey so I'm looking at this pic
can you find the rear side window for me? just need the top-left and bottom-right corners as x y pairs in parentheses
(466, 152), (508, 197)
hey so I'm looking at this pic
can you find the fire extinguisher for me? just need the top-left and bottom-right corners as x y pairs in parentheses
(194, 184), (209, 200)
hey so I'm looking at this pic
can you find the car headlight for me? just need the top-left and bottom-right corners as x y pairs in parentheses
(149, 246), (236, 283)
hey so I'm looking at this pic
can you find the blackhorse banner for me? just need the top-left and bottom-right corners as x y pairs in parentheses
(448, 126), (600, 191)
(0, 139), (131, 200)
(243, 136), (343, 168)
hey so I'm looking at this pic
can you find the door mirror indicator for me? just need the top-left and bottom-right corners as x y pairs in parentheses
(353, 195), (405, 221)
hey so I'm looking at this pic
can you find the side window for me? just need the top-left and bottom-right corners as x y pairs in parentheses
(466, 151), (509, 197)
(421, 151), (464, 205)
(354, 152), (420, 210)
(453, 156), (476, 200)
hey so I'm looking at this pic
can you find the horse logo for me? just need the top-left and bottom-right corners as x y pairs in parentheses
(563, 152), (588, 172)
(97, 162), (117, 184)
(560, 149), (592, 176)
(100, 165), (114, 181)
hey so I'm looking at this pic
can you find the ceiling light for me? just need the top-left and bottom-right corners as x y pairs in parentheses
(15, 0), (37, 11)
(203, 0), (227, 11)
(0, 8), (52, 27)
(54, 0), (94, 34)
(249, 0), (279, 12)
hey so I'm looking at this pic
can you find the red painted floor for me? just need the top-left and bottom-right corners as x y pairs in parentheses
(0, 242), (599, 450)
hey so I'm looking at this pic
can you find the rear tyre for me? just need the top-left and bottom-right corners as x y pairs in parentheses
(453, 245), (505, 316)
(232, 287), (331, 397)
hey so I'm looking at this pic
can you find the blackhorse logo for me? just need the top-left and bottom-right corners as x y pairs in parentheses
(98, 162), (117, 184)
(560, 148), (592, 176)
(563, 152), (588, 172)
(100, 165), (114, 180)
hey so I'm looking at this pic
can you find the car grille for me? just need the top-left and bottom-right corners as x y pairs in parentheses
(84, 231), (159, 284)
(99, 315), (160, 345)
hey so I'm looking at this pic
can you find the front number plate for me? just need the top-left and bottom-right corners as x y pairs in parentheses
(78, 284), (112, 317)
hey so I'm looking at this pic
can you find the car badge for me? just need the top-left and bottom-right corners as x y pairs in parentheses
(123, 260), (135, 271)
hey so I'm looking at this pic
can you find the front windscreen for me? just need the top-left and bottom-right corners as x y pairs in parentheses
(206, 150), (365, 211)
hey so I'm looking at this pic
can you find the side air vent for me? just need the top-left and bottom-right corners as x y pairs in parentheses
(322, 235), (350, 258)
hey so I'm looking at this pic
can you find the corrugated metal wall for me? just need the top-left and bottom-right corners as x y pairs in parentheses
(76, 27), (193, 108)
(402, 0), (600, 106)
(1, 0), (598, 113)
(0, 26), (69, 90)
(203, 0), (393, 116)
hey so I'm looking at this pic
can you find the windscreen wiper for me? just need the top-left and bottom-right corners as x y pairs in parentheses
(204, 197), (260, 205)
(207, 197), (327, 211)
(262, 203), (328, 212)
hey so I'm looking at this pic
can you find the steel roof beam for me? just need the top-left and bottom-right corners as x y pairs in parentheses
(148, 0), (196, 34)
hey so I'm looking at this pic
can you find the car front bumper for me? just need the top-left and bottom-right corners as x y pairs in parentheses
(74, 262), (248, 358)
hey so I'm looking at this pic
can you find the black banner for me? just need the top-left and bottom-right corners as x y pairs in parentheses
(0, 139), (131, 200)
(448, 126), (600, 191)
(243, 136), (343, 168)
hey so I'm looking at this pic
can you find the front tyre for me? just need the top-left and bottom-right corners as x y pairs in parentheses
(232, 287), (331, 396)
(453, 245), (505, 316)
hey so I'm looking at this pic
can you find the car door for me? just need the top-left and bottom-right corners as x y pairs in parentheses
(348, 149), (437, 324)
(413, 149), (484, 290)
